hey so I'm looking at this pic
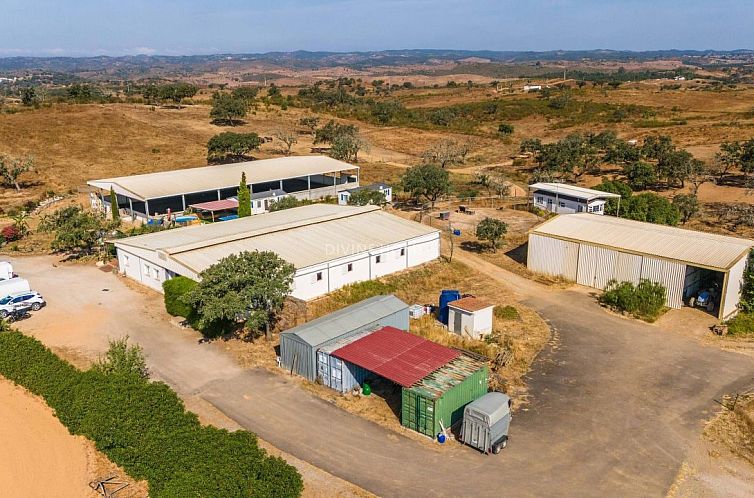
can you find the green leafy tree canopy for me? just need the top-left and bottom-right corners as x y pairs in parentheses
(401, 164), (450, 208)
(237, 172), (251, 218)
(207, 132), (262, 163)
(475, 217), (508, 252)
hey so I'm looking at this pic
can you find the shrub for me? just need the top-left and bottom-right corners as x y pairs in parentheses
(162, 276), (198, 319)
(92, 337), (149, 379)
(494, 305), (519, 320)
(327, 280), (398, 307)
(0, 331), (303, 498)
(498, 123), (514, 135)
(599, 279), (666, 322)
(1, 224), (21, 242)
(726, 312), (754, 336)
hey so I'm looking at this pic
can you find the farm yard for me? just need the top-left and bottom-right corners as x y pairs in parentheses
(2, 49), (754, 498)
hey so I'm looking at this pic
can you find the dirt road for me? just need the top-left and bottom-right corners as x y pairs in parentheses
(10, 255), (754, 497)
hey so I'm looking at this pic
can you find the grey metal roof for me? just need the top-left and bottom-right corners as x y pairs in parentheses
(251, 189), (286, 200)
(87, 155), (358, 201)
(344, 183), (391, 194)
(281, 295), (408, 347)
(529, 182), (621, 201)
(114, 204), (439, 272)
(532, 213), (754, 270)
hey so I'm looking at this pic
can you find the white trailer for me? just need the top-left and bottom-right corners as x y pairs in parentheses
(0, 278), (30, 298)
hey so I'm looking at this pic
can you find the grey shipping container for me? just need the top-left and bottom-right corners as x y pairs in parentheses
(280, 294), (409, 381)
(460, 392), (512, 454)
(316, 329), (373, 392)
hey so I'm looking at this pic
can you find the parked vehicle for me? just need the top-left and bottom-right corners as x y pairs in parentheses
(0, 277), (30, 298)
(0, 261), (15, 281)
(5, 303), (31, 323)
(0, 291), (45, 317)
(688, 284), (719, 312)
(460, 392), (512, 455)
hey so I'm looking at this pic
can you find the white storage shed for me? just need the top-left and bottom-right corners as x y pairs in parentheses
(527, 214), (754, 320)
(448, 297), (494, 339)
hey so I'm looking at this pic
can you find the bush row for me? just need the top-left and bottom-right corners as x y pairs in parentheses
(599, 279), (667, 322)
(0, 331), (302, 498)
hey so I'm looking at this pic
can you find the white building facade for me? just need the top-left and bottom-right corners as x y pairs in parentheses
(529, 183), (620, 215)
(114, 204), (440, 300)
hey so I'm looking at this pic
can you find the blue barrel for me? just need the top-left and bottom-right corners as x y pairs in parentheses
(439, 289), (461, 325)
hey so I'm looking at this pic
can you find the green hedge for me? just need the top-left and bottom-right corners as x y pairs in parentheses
(599, 279), (666, 322)
(0, 331), (302, 498)
(162, 276), (198, 319)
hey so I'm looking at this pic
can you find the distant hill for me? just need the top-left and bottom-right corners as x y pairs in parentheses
(1, 49), (751, 79)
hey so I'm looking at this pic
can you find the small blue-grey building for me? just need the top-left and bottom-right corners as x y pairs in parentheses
(279, 294), (409, 382)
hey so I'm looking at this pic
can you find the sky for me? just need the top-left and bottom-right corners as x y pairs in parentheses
(0, 0), (751, 57)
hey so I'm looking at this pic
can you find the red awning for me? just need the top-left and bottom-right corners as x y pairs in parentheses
(331, 326), (460, 387)
(188, 199), (239, 212)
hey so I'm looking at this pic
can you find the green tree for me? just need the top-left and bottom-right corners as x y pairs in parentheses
(21, 87), (36, 106)
(237, 172), (251, 218)
(231, 86), (259, 101)
(92, 337), (149, 379)
(672, 194), (699, 224)
(210, 93), (248, 125)
(329, 133), (365, 162)
(268, 196), (313, 212)
(594, 179), (633, 215)
(401, 164), (450, 208)
(162, 276), (198, 319)
(498, 123), (514, 136)
(475, 217), (508, 252)
(739, 250), (754, 313)
(314, 120), (357, 145)
(298, 116), (320, 134)
(206, 132), (262, 162)
(109, 187), (120, 224)
(657, 149), (693, 188)
(38, 205), (110, 254)
(622, 161), (658, 190)
(0, 155), (33, 191)
(641, 135), (675, 160)
(348, 189), (387, 206)
(183, 251), (295, 339)
(620, 192), (680, 226)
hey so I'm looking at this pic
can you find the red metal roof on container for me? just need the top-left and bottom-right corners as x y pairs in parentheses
(188, 199), (239, 212)
(331, 326), (460, 387)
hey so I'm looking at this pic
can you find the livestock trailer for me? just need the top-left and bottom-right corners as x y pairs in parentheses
(461, 392), (512, 454)
(401, 354), (488, 437)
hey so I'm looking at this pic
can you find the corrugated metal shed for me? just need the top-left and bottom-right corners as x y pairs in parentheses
(113, 204), (439, 272)
(88, 155), (359, 201)
(331, 326), (460, 387)
(532, 214), (754, 270)
(529, 183), (621, 201)
(279, 295), (409, 381)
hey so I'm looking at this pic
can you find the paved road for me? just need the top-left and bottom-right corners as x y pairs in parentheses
(12, 255), (754, 497)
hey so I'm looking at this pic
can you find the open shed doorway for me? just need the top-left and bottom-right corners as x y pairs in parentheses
(683, 266), (725, 316)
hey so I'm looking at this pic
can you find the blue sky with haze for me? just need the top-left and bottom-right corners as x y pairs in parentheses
(0, 0), (751, 56)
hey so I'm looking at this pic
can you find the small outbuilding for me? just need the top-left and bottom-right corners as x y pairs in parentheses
(529, 182), (620, 215)
(447, 297), (494, 339)
(279, 295), (409, 381)
(338, 182), (393, 205)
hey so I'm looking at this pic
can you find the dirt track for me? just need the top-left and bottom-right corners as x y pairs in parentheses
(10, 254), (754, 497)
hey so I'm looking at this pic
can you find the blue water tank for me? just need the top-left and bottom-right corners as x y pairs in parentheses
(439, 289), (461, 325)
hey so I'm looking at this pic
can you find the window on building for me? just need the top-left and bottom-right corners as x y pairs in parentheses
(376, 255), (381, 264)
(316, 272), (323, 281)
(256, 201), (262, 208)
(536, 196), (544, 203)
(400, 248), (405, 257)
(587, 205), (594, 212)
(152, 267), (159, 279)
(123, 255), (130, 267)
(577, 205), (584, 212)
(347, 263), (353, 272)
(559, 201), (565, 208)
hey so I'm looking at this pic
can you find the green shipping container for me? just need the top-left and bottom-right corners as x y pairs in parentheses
(401, 354), (489, 437)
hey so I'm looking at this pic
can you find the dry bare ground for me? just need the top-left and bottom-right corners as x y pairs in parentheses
(0, 377), (148, 498)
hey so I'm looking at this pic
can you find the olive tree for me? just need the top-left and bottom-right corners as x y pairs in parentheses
(401, 164), (450, 208)
(0, 155), (34, 191)
(183, 251), (295, 340)
(475, 217), (508, 252)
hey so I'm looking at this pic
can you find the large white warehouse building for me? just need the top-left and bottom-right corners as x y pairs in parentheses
(113, 204), (440, 301)
(527, 214), (754, 320)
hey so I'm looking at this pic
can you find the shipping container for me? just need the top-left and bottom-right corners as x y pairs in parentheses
(316, 329), (373, 392)
(401, 354), (488, 437)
